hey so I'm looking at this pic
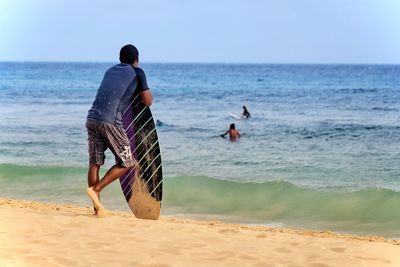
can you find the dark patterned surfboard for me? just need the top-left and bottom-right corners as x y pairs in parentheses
(120, 92), (162, 220)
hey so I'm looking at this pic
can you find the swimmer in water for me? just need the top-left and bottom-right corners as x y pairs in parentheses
(242, 105), (251, 119)
(220, 123), (241, 141)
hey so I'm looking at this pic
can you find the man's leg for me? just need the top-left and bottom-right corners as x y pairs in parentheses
(87, 164), (130, 217)
(88, 163), (100, 187)
(87, 164), (100, 214)
(93, 164), (130, 192)
(87, 121), (134, 217)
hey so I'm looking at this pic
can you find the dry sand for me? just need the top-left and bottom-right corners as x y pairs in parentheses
(0, 197), (399, 267)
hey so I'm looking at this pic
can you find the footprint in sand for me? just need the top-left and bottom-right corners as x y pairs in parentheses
(330, 247), (346, 253)
(353, 256), (391, 264)
(218, 228), (239, 234)
(256, 233), (268, 238)
(308, 263), (331, 267)
(275, 247), (292, 253)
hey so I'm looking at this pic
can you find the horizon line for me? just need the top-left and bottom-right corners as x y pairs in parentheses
(0, 60), (399, 65)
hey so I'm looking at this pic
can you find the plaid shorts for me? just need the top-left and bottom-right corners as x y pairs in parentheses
(86, 119), (135, 168)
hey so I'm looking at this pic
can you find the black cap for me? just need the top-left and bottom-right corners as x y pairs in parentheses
(119, 44), (139, 64)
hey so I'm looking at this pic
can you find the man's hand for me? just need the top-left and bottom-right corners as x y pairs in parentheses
(140, 90), (153, 106)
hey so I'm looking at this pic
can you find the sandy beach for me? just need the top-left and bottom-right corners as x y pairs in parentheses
(0, 198), (399, 267)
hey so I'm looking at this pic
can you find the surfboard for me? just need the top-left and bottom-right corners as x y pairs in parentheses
(228, 113), (241, 120)
(120, 92), (163, 220)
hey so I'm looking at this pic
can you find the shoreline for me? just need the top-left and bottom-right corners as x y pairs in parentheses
(1, 197), (399, 266)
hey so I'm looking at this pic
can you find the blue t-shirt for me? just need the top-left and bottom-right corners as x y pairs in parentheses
(87, 64), (149, 127)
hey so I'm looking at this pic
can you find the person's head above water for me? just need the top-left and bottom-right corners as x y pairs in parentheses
(119, 44), (139, 64)
(230, 123), (236, 130)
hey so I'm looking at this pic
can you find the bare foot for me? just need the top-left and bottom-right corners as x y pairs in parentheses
(96, 208), (107, 218)
(92, 191), (100, 215)
(87, 187), (107, 217)
(93, 203), (98, 215)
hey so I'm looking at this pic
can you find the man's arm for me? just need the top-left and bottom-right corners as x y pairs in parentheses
(133, 67), (153, 106)
(140, 90), (153, 106)
(220, 130), (229, 137)
(133, 65), (153, 106)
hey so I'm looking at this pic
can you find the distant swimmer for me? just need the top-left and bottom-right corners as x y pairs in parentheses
(220, 123), (241, 141)
(156, 119), (164, 127)
(242, 105), (251, 119)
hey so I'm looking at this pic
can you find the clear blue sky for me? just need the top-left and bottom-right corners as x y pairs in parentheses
(1, 0), (399, 63)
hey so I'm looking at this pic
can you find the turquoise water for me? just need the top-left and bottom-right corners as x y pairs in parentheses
(0, 62), (399, 237)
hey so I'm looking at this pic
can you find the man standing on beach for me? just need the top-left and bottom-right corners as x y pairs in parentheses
(85, 44), (153, 217)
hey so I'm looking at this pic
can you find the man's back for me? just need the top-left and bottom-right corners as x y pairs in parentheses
(229, 129), (240, 140)
(87, 64), (138, 127)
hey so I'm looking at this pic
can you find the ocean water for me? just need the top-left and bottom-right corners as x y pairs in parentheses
(0, 62), (399, 238)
